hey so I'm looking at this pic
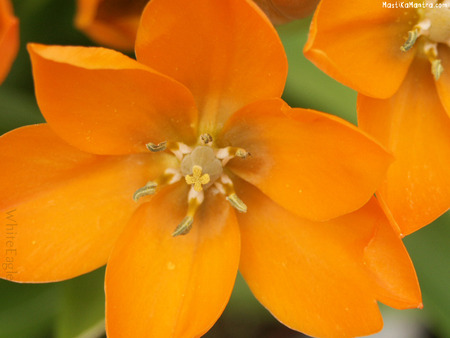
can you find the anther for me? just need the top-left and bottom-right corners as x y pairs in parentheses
(401, 28), (419, 52)
(146, 141), (167, 152)
(217, 174), (248, 213)
(172, 216), (193, 236)
(216, 146), (250, 166)
(172, 187), (204, 237)
(133, 169), (182, 202)
(133, 181), (157, 201)
(235, 148), (250, 159)
(431, 59), (444, 80)
(424, 42), (444, 80)
(226, 193), (247, 213)
(185, 165), (210, 192)
(200, 133), (213, 145)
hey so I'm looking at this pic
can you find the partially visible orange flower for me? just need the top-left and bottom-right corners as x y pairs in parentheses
(305, 0), (450, 235)
(1, 0), (421, 336)
(75, 0), (148, 50)
(253, 0), (320, 24)
(0, 0), (19, 84)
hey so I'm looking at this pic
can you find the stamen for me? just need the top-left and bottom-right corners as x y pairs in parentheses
(185, 165), (210, 192)
(172, 216), (193, 236)
(401, 27), (420, 52)
(216, 146), (250, 166)
(159, 168), (182, 185)
(217, 174), (248, 213)
(226, 193), (248, 213)
(146, 140), (192, 160)
(132, 169), (182, 202)
(431, 59), (444, 80)
(424, 42), (444, 80)
(172, 187), (204, 237)
(146, 141), (167, 152)
(133, 181), (157, 201)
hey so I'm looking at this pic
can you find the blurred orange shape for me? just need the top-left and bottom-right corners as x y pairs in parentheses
(75, 0), (148, 50)
(253, 0), (320, 24)
(0, 0), (19, 84)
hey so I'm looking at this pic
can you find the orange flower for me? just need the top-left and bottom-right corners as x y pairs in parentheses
(0, 0), (19, 84)
(305, 0), (450, 235)
(1, 0), (421, 336)
(75, 0), (148, 50)
(253, 0), (320, 24)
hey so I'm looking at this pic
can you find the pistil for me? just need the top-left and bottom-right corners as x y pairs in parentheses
(185, 165), (210, 192)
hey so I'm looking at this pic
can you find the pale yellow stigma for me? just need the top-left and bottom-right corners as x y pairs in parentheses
(185, 165), (210, 192)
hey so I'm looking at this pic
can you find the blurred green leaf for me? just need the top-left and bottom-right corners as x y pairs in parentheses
(6, 0), (92, 91)
(55, 267), (106, 338)
(278, 19), (357, 124)
(404, 211), (450, 337)
(0, 86), (43, 134)
(0, 280), (58, 338)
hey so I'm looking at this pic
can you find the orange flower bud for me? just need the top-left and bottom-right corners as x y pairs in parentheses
(75, 0), (148, 51)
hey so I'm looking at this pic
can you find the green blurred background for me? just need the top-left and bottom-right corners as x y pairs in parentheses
(0, 1), (448, 337)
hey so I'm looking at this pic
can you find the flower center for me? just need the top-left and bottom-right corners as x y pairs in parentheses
(181, 146), (222, 191)
(400, 1), (450, 80)
(133, 134), (249, 236)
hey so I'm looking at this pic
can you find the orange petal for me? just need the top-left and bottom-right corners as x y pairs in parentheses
(253, 0), (320, 24)
(236, 180), (421, 337)
(358, 57), (450, 235)
(105, 183), (240, 337)
(0, 124), (169, 282)
(221, 98), (392, 221)
(28, 43), (197, 155)
(135, 0), (287, 131)
(0, 0), (19, 84)
(363, 199), (422, 310)
(304, 0), (417, 98)
(436, 45), (450, 118)
(75, 0), (147, 51)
